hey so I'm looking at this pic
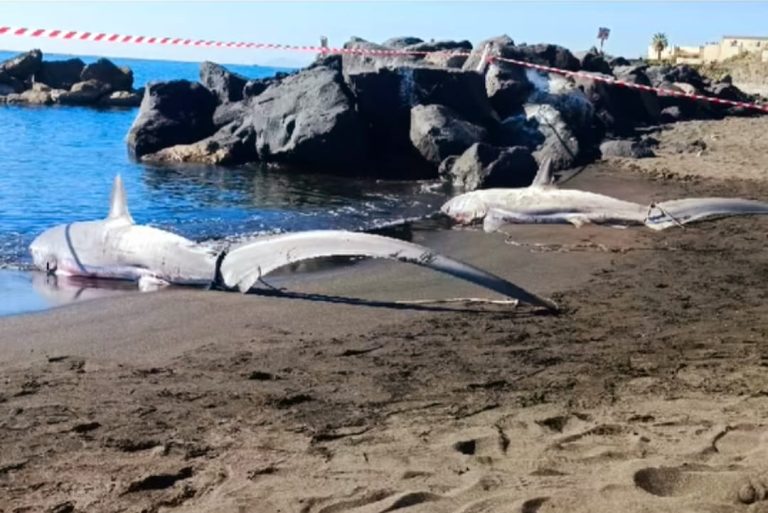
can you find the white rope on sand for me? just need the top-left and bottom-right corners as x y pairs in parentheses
(258, 278), (519, 307)
(394, 297), (519, 306)
(504, 236), (612, 253)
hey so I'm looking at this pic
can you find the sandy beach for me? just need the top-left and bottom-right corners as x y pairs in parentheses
(2, 116), (768, 513)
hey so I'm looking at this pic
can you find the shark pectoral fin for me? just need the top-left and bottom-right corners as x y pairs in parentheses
(566, 215), (591, 228)
(218, 230), (557, 310)
(138, 274), (171, 292)
(483, 209), (509, 233)
(234, 265), (263, 294)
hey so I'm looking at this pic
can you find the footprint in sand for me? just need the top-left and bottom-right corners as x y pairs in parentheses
(708, 424), (768, 461)
(546, 423), (652, 462)
(633, 464), (768, 505)
(452, 494), (549, 513)
(315, 490), (442, 513)
(445, 427), (511, 461)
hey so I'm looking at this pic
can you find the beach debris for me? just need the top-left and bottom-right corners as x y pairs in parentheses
(29, 176), (557, 311)
(737, 477), (768, 504)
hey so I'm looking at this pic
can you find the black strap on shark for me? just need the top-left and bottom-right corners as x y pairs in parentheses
(210, 249), (228, 290)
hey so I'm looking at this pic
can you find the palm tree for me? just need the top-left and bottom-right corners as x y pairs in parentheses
(651, 33), (669, 61)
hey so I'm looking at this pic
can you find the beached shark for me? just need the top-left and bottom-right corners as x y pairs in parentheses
(441, 163), (768, 232)
(28, 176), (557, 310)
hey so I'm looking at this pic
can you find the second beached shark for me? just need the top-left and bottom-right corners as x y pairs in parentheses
(29, 176), (557, 310)
(441, 162), (768, 232)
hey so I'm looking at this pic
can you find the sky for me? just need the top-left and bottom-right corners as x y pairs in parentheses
(0, 1), (767, 67)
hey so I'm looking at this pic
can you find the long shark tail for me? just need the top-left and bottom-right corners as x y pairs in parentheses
(645, 198), (768, 231)
(218, 230), (557, 311)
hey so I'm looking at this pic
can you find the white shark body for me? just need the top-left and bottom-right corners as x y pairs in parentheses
(29, 177), (217, 288)
(29, 176), (557, 310)
(441, 184), (768, 232)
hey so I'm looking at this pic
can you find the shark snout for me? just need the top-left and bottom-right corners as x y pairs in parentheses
(29, 233), (58, 273)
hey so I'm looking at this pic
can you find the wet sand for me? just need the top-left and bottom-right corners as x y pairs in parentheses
(2, 117), (768, 513)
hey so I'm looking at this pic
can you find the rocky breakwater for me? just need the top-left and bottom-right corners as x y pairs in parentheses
(126, 36), (761, 189)
(0, 49), (141, 107)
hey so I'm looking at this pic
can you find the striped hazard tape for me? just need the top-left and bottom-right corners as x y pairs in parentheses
(0, 26), (434, 55)
(2, 24), (767, 113)
(493, 55), (768, 113)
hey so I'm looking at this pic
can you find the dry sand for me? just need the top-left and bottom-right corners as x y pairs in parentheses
(1, 117), (768, 513)
(611, 116), (768, 183)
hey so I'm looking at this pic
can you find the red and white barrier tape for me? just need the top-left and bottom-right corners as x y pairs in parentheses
(0, 26), (436, 56)
(492, 56), (768, 113)
(2, 25), (767, 113)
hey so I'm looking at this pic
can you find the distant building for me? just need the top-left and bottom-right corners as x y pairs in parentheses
(648, 35), (768, 64)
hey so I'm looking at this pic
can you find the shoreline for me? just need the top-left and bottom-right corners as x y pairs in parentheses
(0, 158), (683, 320)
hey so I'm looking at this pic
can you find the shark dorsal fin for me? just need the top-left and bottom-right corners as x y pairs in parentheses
(107, 175), (134, 222)
(531, 157), (554, 187)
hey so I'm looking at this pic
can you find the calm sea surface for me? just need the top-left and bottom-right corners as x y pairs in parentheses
(0, 51), (444, 315)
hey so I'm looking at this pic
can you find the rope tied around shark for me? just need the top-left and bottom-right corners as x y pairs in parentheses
(644, 202), (686, 229)
(29, 176), (558, 311)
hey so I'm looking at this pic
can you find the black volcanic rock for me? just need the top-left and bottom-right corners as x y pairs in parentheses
(402, 67), (498, 125)
(442, 142), (538, 190)
(117, 34), (764, 178)
(609, 56), (630, 67)
(579, 48), (612, 75)
(142, 120), (257, 166)
(664, 64), (706, 90)
(212, 99), (250, 128)
(507, 43), (580, 71)
(81, 58), (133, 91)
(99, 90), (142, 108)
(340, 37), (419, 75)
(498, 103), (579, 172)
(484, 63), (532, 118)
(244, 65), (368, 171)
(611, 65), (661, 125)
(35, 59), (86, 90)
(462, 35), (515, 71)
(0, 71), (24, 93)
(200, 61), (248, 103)
(382, 36), (424, 48)
(600, 139), (655, 159)
(127, 80), (217, 158)
(404, 39), (472, 54)
(58, 79), (112, 105)
(0, 49), (42, 79)
(242, 78), (270, 98)
(409, 104), (487, 165)
(347, 66), (497, 177)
